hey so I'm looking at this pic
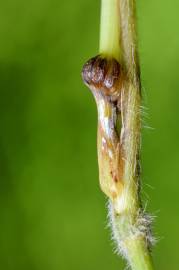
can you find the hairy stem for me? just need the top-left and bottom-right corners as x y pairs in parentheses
(82, 0), (155, 269)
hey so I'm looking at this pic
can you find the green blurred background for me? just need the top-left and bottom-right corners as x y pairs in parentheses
(0, 0), (178, 269)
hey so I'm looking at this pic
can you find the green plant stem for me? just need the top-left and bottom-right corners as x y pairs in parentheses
(127, 238), (154, 270)
(99, 1), (155, 270)
(100, 0), (120, 61)
(110, 204), (154, 270)
(82, 0), (155, 269)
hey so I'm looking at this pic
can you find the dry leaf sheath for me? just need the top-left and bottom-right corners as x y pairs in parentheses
(82, 1), (155, 269)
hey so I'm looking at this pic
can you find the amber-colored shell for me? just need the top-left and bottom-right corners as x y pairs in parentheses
(82, 55), (123, 100)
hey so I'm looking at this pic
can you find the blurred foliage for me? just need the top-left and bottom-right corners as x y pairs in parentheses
(0, 0), (178, 269)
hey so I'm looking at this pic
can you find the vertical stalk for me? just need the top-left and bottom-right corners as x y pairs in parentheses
(100, 0), (120, 61)
(82, 0), (155, 269)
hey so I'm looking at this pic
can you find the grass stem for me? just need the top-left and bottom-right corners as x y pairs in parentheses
(100, 0), (121, 61)
(82, 1), (155, 269)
